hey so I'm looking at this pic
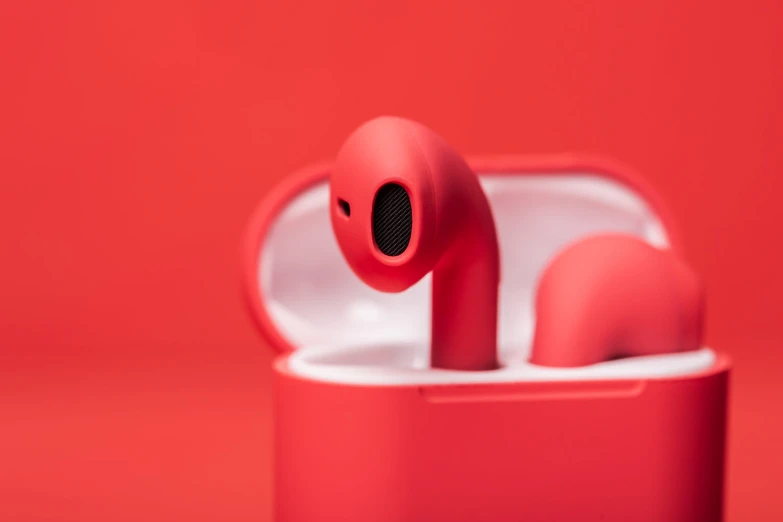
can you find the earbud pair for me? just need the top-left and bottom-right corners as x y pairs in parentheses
(329, 117), (703, 371)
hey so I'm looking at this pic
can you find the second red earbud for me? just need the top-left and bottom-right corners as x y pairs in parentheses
(530, 234), (704, 367)
(329, 116), (500, 371)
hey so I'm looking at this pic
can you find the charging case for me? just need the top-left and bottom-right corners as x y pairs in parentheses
(243, 156), (730, 522)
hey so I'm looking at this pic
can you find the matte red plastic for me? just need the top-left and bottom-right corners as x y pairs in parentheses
(274, 357), (729, 522)
(531, 234), (705, 367)
(242, 155), (684, 355)
(244, 156), (729, 521)
(329, 117), (500, 371)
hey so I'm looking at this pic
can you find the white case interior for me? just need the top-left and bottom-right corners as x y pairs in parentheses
(258, 173), (714, 385)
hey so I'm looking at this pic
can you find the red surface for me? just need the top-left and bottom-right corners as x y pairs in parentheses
(531, 234), (704, 366)
(274, 357), (729, 522)
(255, 158), (727, 521)
(0, 1), (781, 521)
(331, 117), (499, 370)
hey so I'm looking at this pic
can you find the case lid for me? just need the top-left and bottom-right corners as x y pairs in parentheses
(242, 155), (715, 383)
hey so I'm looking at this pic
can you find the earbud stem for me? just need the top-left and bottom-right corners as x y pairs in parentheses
(431, 247), (499, 371)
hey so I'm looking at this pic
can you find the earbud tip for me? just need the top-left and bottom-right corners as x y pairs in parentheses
(530, 235), (704, 367)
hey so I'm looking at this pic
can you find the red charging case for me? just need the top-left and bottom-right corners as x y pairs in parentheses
(243, 156), (730, 522)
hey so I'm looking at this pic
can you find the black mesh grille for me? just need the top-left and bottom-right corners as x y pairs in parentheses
(372, 183), (412, 256)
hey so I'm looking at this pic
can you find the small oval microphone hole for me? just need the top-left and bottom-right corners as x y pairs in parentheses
(337, 198), (351, 217)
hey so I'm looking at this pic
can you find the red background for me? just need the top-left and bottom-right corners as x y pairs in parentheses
(1, 1), (781, 520)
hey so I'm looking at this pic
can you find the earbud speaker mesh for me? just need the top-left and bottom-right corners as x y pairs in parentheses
(372, 183), (412, 256)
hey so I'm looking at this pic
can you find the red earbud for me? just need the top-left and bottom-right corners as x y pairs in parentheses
(330, 116), (500, 371)
(530, 234), (704, 367)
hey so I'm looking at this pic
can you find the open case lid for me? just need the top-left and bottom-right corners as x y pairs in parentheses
(243, 155), (716, 385)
